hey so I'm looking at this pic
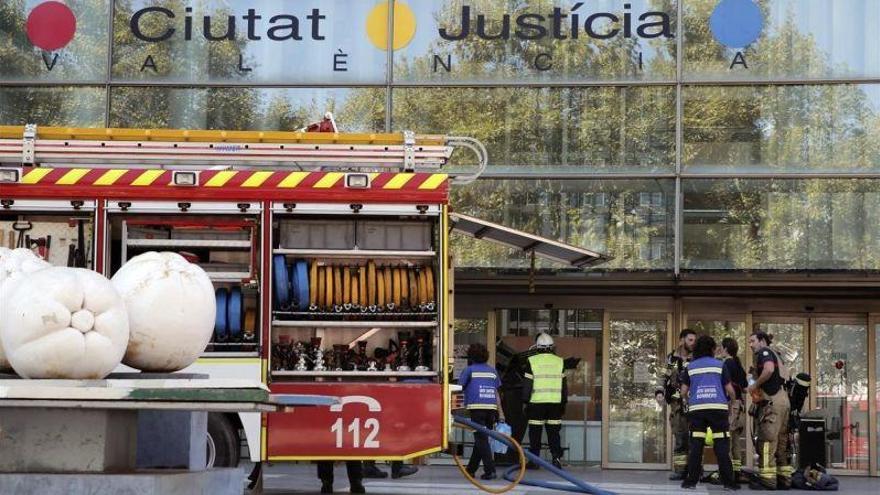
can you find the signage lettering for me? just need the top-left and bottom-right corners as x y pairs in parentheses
(129, 6), (327, 43)
(438, 4), (672, 42)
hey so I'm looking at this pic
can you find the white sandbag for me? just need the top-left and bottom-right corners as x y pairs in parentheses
(0, 267), (129, 379)
(111, 251), (215, 372)
(0, 247), (50, 371)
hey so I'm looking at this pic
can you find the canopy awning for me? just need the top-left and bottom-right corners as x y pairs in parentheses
(449, 212), (609, 268)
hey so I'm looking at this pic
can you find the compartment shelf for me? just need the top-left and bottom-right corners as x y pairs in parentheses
(208, 272), (254, 282)
(272, 319), (437, 328)
(201, 351), (260, 358)
(127, 239), (251, 248)
(273, 248), (435, 258)
(271, 370), (436, 378)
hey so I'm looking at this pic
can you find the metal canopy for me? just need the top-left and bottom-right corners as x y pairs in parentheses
(449, 212), (608, 268)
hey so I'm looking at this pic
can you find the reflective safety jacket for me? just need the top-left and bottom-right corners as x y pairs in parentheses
(684, 356), (729, 412)
(460, 363), (501, 410)
(525, 353), (564, 404)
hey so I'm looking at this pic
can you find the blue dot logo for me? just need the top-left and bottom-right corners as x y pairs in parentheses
(710, 0), (764, 48)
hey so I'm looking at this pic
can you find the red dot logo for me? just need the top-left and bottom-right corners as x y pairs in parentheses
(26, 1), (77, 51)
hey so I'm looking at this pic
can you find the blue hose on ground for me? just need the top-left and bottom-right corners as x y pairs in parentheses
(453, 415), (615, 495)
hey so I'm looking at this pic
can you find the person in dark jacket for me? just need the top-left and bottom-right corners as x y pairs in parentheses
(719, 337), (748, 482)
(459, 343), (504, 480)
(679, 335), (738, 491)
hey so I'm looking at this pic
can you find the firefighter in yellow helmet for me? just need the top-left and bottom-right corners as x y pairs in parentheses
(522, 333), (567, 470)
(748, 331), (792, 490)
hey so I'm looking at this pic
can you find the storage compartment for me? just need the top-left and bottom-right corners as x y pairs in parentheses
(0, 214), (94, 269)
(279, 219), (355, 250)
(357, 220), (432, 251)
(270, 211), (441, 382)
(110, 214), (261, 355)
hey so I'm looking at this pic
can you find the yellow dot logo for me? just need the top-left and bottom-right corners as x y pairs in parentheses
(366, 1), (416, 51)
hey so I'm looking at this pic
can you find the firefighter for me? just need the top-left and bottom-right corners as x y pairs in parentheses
(679, 335), (738, 490)
(747, 331), (792, 490)
(719, 337), (748, 483)
(665, 328), (696, 480)
(522, 333), (567, 469)
(459, 343), (504, 480)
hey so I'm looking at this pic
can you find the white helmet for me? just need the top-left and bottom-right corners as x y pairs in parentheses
(535, 333), (554, 349)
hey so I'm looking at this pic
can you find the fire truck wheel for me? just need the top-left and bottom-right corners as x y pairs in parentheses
(207, 413), (240, 468)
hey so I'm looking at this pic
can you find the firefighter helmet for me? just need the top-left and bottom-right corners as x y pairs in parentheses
(535, 333), (554, 349)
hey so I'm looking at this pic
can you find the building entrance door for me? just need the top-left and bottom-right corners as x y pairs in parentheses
(752, 313), (869, 474)
(813, 317), (869, 472)
(603, 313), (669, 469)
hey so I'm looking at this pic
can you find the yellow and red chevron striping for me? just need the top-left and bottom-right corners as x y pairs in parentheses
(17, 168), (447, 191)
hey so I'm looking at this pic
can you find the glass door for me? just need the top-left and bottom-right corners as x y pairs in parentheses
(813, 317), (869, 472)
(873, 317), (879, 477)
(752, 316), (810, 378)
(751, 314), (871, 474)
(604, 313), (668, 468)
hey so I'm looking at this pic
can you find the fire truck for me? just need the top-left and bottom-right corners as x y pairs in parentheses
(0, 121), (603, 471)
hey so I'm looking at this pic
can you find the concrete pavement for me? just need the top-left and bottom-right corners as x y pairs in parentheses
(252, 462), (880, 494)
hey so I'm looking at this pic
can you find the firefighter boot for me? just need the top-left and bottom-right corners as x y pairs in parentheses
(391, 463), (418, 479)
(362, 462), (388, 479)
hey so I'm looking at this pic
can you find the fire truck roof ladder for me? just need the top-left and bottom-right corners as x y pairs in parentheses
(0, 124), (487, 183)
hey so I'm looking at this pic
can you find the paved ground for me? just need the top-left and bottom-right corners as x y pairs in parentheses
(253, 462), (880, 494)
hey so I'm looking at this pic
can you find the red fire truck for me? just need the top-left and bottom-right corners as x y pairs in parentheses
(0, 122), (603, 471)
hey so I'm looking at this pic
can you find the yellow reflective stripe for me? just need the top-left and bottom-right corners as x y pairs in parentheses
(527, 420), (545, 425)
(241, 171), (273, 187)
(692, 431), (707, 438)
(546, 420), (562, 425)
(466, 404), (498, 410)
(313, 172), (344, 188)
(795, 377), (810, 387)
(763, 442), (770, 471)
(418, 173), (447, 190)
(21, 168), (53, 184)
(383, 173), (414, 189)
(688, 367), (723, 375)
(524, 373), (534, 379)
(131, 170), (164, 186)
(278, 171), (309, 188)
(205, 170), (238, 187)
(56, 168), (90, 185)
(688, 403), (729, 411)
(94, 169), (128, 186)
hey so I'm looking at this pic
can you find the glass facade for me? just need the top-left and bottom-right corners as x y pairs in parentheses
(2, 0), (880, 474)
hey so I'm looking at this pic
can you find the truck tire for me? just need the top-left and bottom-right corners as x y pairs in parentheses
(207, 413), (240, 468)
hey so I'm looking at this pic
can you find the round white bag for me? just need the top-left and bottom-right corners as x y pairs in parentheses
(0, 267), (129, 379)
(0, 247), (50, 371)
(112, 251), (215, 372)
